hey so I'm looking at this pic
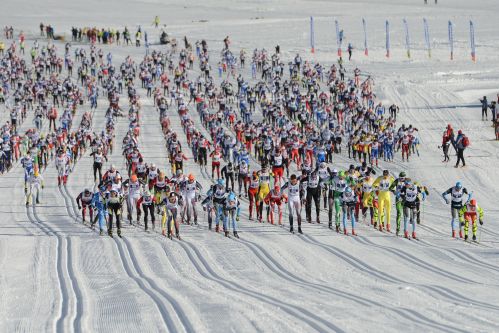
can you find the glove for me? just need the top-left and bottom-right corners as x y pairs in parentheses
(444, 198), (449, 205)
(460, 222), (464, 227)
(479, 219), (483, 225)
(236, 216), (240, 222)
(42, 185), (45, 189)
(203, 206), (206, 212)
(78, 205), (81, 210)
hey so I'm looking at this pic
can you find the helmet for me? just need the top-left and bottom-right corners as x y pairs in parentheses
(130, 174), (138, 182)
(470, 199), (476, 206)
(150, 163), (156, 169)
(252, 171), (258, 178)
(455, 181), (462, 189)
(228, 192), (236, 201)
(111, 164), (116, 171)
(320, 162), (326, 168)
(345, 187), (352, 194)
(458, 130), (463, 135)
(383, 170), (389, 176)
(332, 169), (338, 174)
(274, 184), (280, 192)
(110, 189), (118, 196)
(158, 172), (165, 179)
(99, 185), (106, 192)
(176, 169), (182, 176)
(188, 174), (195, 182)
(338, 171), (345, 178)
(217, 178), (225, 187)
(404, 179), (412, 186)
(143, 190), (151, 197)
(399, 171), (406, 178)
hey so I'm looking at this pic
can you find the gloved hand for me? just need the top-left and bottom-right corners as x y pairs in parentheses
(479, 219), (483, 225)
(78, 205), (81, 210)
(444, 198), (449, 205)
(42, 185), (45, 189)
(203, 206), (206, 212)
(236, 215), (240, 222)
(460, 222), (464, 227)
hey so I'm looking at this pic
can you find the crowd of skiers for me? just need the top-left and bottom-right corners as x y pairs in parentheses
(0, 24), (487, 242)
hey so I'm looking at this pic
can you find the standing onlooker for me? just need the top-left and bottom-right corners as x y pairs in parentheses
(479, 96), (488, 120)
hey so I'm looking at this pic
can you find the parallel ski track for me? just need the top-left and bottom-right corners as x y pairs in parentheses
(30, 204), (75, 332)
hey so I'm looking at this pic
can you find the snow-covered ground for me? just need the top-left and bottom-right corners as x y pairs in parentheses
(1, 1), (499, 332)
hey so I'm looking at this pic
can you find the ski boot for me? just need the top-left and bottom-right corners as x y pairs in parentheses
(464, 234), (468, 241)
(472, 235), (477, 241)
(215, 225), (220, 233)
(152, 223), (155, 231)
(404, 231), (409, 239)
(36, 198), (40, 204)
(168, 232), (173, 240)
(412, 232), (417, 239)
(316, 216), (320, 224)
(373, 221), (377, 228)
(162, 229), (166, 236)
(344, 229), (348, 236)
(452, 230), (456, 238)
(290, 226), (294, 233)
(379, 223), (383, 232)
(298, 226), (303, 234)
(224, 230), (229, 237)
(459, 230), (464, 239)
(208, 223), (212, 231)
(176, 233), (181, 240)
(25, 200), (29, 206)
(336, 225), (340, 233)
(396, 228), (400, 236)
(352, 229), (357, 236)
(108, 229), (113, 238)
(128, 214), (132, 225)
(328, 223), (332, 229)
(99, 229), (104, 236)
(233, 231), (239, 238)
(117, 229), (122, 238)
(386, 224), (391, 232)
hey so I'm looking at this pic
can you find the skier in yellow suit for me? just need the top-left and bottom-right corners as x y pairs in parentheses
(373, 170), (395, 231)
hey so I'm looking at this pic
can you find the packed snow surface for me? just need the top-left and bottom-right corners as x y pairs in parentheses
(0, 0), (498, 332)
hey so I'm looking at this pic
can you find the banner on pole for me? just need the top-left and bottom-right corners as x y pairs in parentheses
(403, 19), (411, 58)
(362, 18), (368, 56)
(423, 18), (431, 58)
(310, 16), (315, 53)
(448, 20), (454, 60)
(470, 20), (476, 62)
(386, 20), (390, 58)
(335, 19), (342, 57)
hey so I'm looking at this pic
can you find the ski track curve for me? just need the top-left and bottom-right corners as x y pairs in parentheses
(177, 238), (346, 333)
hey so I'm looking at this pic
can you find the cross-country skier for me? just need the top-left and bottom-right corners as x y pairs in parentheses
(442, 182), (472, 238)
(458, 199), (484, 241)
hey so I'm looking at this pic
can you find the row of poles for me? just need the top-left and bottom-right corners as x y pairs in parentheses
(310, 17), (476, 62)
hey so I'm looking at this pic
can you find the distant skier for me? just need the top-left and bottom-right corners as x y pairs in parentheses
(454, 130), (469, 168)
